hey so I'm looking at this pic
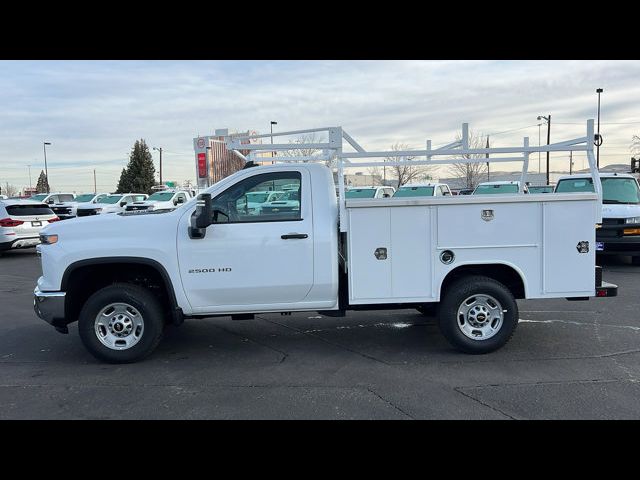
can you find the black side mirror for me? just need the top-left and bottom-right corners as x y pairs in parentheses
(120, 201), (127, 207)
(189, 193), (212, 239)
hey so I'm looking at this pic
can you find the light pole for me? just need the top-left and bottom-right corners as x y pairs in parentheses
(486, 136), (490, 181)
(537, 116), (551, 185)
(27, 164), (32, 191)
(153, 147), (163, 185)
(270, 121), (277, 164)
(43, 142), (51, 193)
(596, 88), (603, 169)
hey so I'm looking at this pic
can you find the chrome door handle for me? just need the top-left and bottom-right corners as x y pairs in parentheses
(281, 233), (308, 239)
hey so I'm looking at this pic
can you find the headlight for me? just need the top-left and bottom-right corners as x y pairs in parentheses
(625, 216), (640, 224)
(40, 233), (59, 245)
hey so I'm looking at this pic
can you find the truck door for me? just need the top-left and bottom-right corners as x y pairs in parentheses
(177, 169), (314, 311)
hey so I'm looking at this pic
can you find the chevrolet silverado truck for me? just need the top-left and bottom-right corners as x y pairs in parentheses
(34, 121), (617, 363)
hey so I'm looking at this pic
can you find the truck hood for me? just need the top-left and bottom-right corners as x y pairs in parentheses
(601, 204), (640, 219)
(41, 206), (180, 236)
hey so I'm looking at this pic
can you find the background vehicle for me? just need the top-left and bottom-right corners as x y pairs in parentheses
(528, 185), (554, 194)
(30, 193), (76, 205)
(393, 183), (451, 197)
(76, 193), (147, 216)
(125, 190), (191, 212)
(345, 186), (395, 199)
(473, 181), (528, 194)
(555, 173), (640, 264)
(34, 120), (616, 363)
(456, 188), (474, 195)
(1, 200), (59, 252)
(50, 193), (109, 220)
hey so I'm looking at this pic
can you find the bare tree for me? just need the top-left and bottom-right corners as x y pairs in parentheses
(446, 131), (488, 189)
(2, 183), (18, 197)
(385, 143), (433, 189)
(283, 133), (332, 166)
(632, 135), (640, 156)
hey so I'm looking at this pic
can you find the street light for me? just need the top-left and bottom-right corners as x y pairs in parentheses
(152, 147), (163, 185)
(43, 142), (51, 193)
(270, 121), (277, 164)
(537, 116), (551, 185)
(596, 88), (603, 169)
(27, 164), (32, 192)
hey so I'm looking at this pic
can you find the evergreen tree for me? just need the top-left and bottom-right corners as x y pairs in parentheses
(116, 139), (156, 194)
(35, 170), (49, 193)
(116, 168), (130, 194)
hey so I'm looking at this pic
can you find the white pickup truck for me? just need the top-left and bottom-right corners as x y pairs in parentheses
(33, 121), (617, 363)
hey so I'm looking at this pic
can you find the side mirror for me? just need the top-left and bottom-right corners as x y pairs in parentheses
(443, 191), (451, 196)
(120, 201), (127, 207)
(47, 199), (55, 204)
(383, 193), (390, 198)
(189, 193), (212, 239)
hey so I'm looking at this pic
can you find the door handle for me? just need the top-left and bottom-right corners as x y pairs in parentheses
(281, 233), (308, 239)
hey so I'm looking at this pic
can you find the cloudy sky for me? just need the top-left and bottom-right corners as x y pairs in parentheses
(1, 60), (639, 193)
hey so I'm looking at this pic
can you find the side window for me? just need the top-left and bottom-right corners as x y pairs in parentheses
(132, 195), (146, 202)
(211, 172), (302, 224)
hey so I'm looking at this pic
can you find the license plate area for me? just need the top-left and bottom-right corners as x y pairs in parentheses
(31, 221), (42, 227)
(596, 241), (604, 251)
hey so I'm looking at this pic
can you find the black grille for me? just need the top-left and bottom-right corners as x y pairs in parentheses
(76, 209), (98, 217)
(52, 207), (71, 215)
(126, 205), (150, 211)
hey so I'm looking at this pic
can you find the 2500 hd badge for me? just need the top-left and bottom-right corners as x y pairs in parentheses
(188, 268), (232, 273)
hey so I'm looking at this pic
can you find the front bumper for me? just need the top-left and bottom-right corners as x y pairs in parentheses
(33, 286), (68, 333)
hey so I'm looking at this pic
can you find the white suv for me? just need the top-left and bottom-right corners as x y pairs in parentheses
(125, 190), (191, 213)
(0, 200), (59, 252)
(76, 193), (148, 216)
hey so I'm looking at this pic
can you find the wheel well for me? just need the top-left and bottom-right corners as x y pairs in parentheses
(63, 261), (177, 325)
(440, 264), (525, 299)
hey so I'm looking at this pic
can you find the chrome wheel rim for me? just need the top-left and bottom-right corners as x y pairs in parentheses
(457, 294), (504, 341)
(94, 303), (144, 350)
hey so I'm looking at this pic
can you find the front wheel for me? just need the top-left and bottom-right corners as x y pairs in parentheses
(438, 276), (518, 354)
(78, 283), (164, 363)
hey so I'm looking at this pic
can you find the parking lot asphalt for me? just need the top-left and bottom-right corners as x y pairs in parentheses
(1, 248), (639, 419)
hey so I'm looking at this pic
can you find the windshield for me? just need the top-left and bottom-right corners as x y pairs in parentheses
(98, 195), (123, 204)
(30, 194), (48, 201)
(345, 189), (376, 199)
(74, 194), (96, 202)
(147, 192), (175, 201)
(555, 177), (640, 204)
(474, 184), (519, 194)
(394, 186), (435, 197)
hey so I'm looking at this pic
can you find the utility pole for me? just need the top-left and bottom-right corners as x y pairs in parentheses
(27, 164), (32, 191)
(486, 136), (490, 181)
(537, 116), (551, 185)
(93, 169), (97, 194)
(270, 121), (277, 164)
(569, 151), (573, 175)
(153, 147), (163, 185)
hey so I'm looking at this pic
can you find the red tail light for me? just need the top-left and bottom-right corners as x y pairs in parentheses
(48, 216), (61, 222)
(0, 218), (24, 227)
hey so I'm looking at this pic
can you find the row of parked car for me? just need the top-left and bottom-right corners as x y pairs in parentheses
(0, 189), (194, 253)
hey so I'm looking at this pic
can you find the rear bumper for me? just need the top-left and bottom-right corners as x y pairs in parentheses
(595, 281), (618, 298)
(33, 286), (68, 333)
(0, 237), (40, 251)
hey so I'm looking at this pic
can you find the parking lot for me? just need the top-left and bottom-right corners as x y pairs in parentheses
(1, 248), (639, 419)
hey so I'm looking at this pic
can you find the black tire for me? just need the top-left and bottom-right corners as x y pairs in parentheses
(632, 256), (640, 266)
(438, 275), (518, 354)
(78, 283), (164, 363)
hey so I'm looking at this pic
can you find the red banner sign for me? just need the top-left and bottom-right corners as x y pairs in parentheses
(197, 153), (207, 178)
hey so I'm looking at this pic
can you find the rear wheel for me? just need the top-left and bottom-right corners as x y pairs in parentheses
(78, 283), (164, 363)
(438, 275), (518, 354)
